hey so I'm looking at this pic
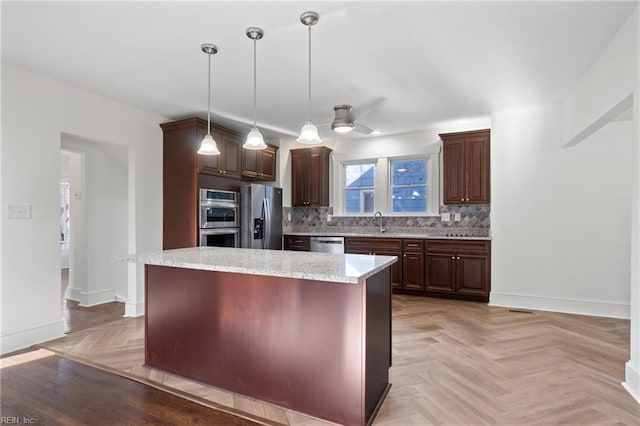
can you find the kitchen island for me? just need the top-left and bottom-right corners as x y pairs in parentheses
(120, 247), (396, 426)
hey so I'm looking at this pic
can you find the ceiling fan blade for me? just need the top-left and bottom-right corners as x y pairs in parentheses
(353, 123), (374, 134)
(353, 96), (387, 120)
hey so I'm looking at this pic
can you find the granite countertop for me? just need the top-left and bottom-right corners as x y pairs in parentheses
(284, 230), (491, 241)
(115, 247), (397, 284)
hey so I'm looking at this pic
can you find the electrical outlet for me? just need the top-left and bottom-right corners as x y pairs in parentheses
(287, 213), (292, 222)
(441, 212), (450, 222)
(454, 213), (461, 221)
(327, 214), (332, 222)
(7, 204), (31, 219)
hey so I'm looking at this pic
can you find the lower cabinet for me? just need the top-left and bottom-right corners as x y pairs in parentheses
(345, 238), (403, 289)
(288, 234), (491, 302)
(425, 240), (491, 302)
(284, 235), (311, 251)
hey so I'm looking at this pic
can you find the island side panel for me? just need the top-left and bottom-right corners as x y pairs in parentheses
(364, 267), (393, 423)
(145, 265), (366, 425)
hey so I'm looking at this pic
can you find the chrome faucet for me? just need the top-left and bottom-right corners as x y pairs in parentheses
(373, 211), (386, 234)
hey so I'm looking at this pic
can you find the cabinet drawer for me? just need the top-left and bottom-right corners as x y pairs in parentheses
(426, 239), (490, 254)
(402, 239), (424, 253)
(284, 235), (311, 251)
(345, 237), (402, 254)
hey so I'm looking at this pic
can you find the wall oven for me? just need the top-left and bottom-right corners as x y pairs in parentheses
(199, 188), (240, 248)
(199, 228), (240, 248)
(199, 188), (239, 229)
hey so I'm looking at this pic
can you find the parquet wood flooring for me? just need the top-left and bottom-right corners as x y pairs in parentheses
(38, 295), (639, 425)
(0, 349), (262, 425)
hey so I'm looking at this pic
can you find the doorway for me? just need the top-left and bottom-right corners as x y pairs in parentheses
(60, 139), (127, 333)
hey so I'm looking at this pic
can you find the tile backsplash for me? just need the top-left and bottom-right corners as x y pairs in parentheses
(283, 204), (490, 238)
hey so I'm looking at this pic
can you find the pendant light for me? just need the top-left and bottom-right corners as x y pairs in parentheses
(244, 27), (267, 150)
(198, 43), (221, 155)
(297, 11), (321, 145)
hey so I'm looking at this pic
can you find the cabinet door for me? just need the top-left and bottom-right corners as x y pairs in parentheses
(258, 147), (277, 181)
(308, 151), (324, 206)
(466, 135), (489, 203)
(222, 136), (241, 179)
(456, 255), (488, 296)
(377, 251), (402, 289)
(291, 152), (308, 206)
(403, 252), (424, 290)
(443, 139), (465, 204)
(425, 254), (455, 293)
(197, 130), (224, 175)
(242, 149), (260, 178)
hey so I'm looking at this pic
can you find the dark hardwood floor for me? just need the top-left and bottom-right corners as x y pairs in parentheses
(62, 268), (125, 333)
(0, 349), (262, 425)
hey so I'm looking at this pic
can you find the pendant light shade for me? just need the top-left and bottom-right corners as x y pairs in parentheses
(244, 27), (267, 150)
(297, 11), (321, 145)
(198, 43), (221, 156)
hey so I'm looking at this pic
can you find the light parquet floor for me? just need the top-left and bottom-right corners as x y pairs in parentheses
(39, 295), (639, 425)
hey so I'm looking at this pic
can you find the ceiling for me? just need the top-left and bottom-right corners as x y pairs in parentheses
(2, 1), (637, 142)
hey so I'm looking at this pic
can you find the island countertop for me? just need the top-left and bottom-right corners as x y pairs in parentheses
(117, 246), (397, 284)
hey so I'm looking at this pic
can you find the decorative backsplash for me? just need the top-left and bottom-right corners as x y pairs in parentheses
(283, 204), (490, 238)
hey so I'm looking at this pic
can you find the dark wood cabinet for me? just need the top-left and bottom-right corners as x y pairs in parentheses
(345, 237), (402, 288)
(197, 134), (241, 179)
(425, 239), (491, 302)
(283, 235), (311, 251)
(242, 144), (278, 181)
(441, 129), (490, 204)
(291, 146), (332, 207)
(402, 240), (424, 291)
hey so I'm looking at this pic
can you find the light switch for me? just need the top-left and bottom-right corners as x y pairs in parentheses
(327, 214), (332, 222)
(441, 212), (450, 222)
(454, 213), (461, 221)
(7, 204), (31, 219)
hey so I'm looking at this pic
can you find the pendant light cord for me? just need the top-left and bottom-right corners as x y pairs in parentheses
(253, 38), (257, 128)
(207, 52), (212, 136)
(307, 25), (312, 123)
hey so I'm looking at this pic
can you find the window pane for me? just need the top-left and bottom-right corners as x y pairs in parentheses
(345, 189), (375, 213)
(345, 164), (375, 187)
(392, 186), (427, 213)
(392, 160), (427, 186)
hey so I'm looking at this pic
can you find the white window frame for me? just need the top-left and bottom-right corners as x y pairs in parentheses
(333, 146), (440, 216)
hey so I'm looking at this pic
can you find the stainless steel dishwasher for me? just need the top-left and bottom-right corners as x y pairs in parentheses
(309, 236), (345, 254)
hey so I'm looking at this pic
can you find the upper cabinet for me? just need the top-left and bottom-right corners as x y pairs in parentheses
(242, 144), (278, 181)
(291, 146), (332, 207)
(197, 134), (242, 179)
(440, 129), (490, 204)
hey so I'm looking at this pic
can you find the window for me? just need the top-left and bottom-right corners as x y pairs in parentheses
(344, 163), (376, 213)
(391, 159), (427, 213)
(334, 147), (440, 216)
(60, 182), (70, 249)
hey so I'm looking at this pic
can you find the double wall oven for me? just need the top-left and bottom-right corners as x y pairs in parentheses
(199, 188), (240, 247)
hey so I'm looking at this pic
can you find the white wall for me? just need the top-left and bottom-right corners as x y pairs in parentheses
(491, 105), (632, 318)
(1, 64), (165, 354)
(62, 135), (129, 305)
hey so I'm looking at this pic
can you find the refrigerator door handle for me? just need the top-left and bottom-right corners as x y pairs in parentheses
(263, 196), (270, 249)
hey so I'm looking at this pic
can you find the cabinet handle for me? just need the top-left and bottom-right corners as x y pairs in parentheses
(466, 198), (469, 201)
(403, 254), (406, 257)
(461, 198), (464, 201)
(451, 256), (455, 259)
(457, 256), (460, 260)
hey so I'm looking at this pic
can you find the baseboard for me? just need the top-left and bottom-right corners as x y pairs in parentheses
(489, 292), (630, 319)
(125, 301), (144, 317)
(67, 288), (117, 307)
(0, 320), (65, 355)
(623, 362), (640, 404)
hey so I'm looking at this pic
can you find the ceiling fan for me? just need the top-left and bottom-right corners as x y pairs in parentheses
(329, 104), (375, 134)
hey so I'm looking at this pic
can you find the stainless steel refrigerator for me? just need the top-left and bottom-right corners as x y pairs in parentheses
(240, 184), (283, 250)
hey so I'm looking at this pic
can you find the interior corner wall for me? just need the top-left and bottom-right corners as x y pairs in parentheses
(0, 63), (165, 354)
(490, 104), (633, 318)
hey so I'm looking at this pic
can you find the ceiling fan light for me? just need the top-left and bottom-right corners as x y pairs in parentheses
(332, 122), (355, 133)
(244, 128), (267, 150)
(198, 134), (221, 155)
(297, 122), (322, 144)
